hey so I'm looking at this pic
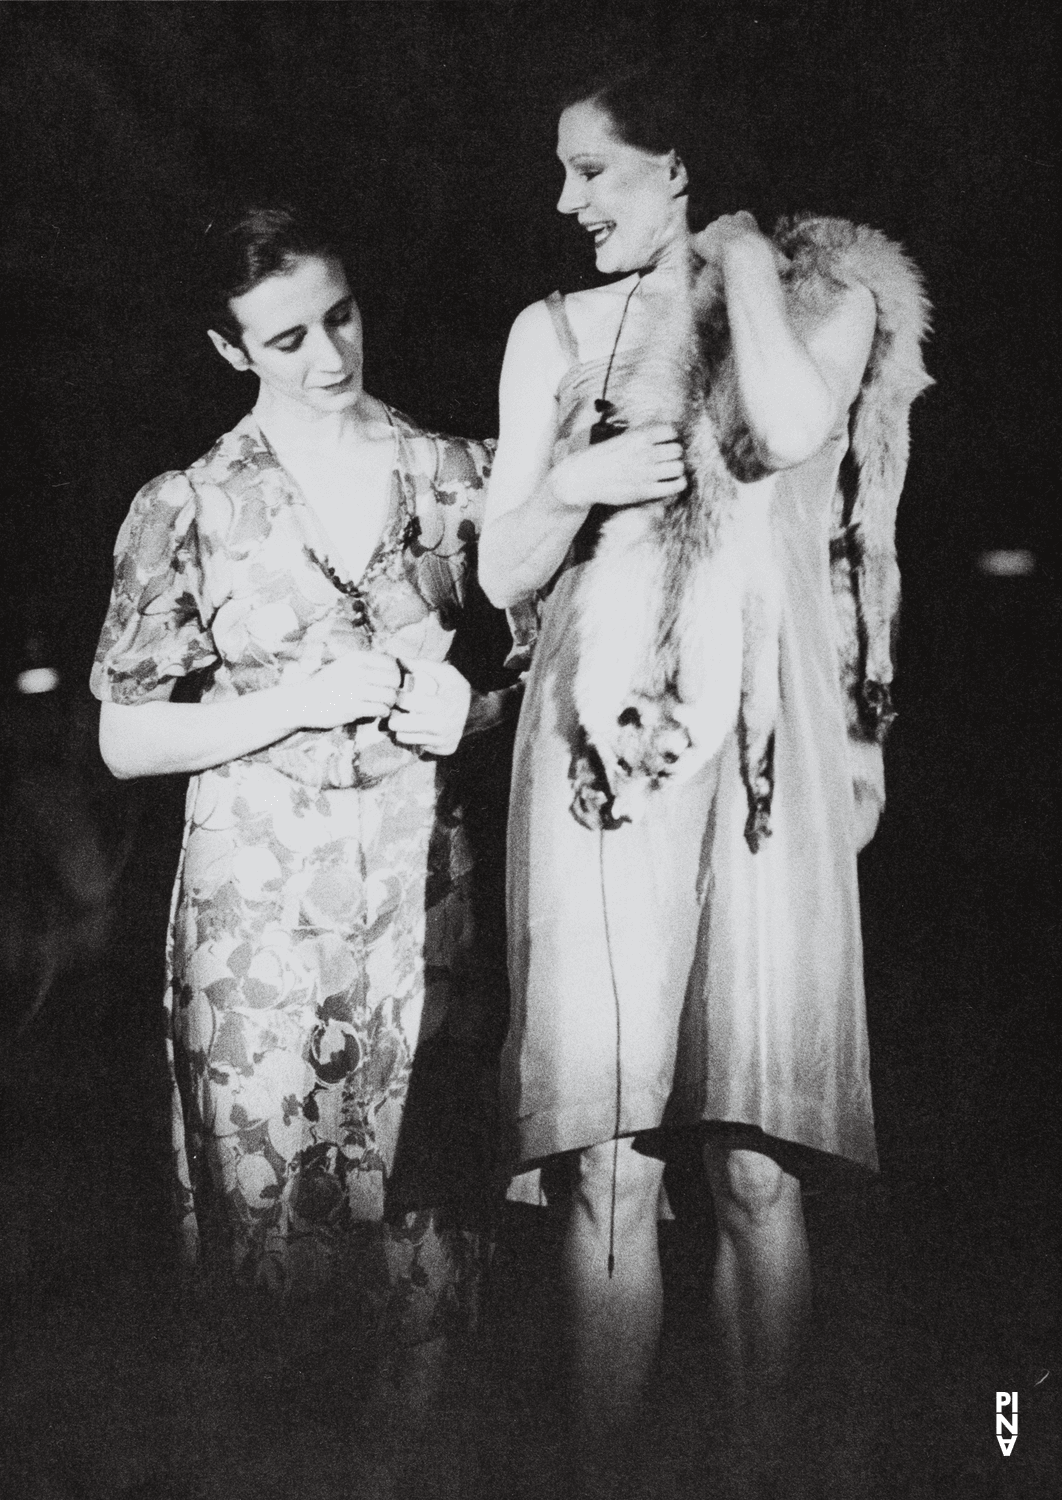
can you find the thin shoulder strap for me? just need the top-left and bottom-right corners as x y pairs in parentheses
(544, 290), (580, 367)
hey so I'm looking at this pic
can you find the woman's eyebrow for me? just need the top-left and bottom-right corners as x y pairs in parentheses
(262, 321), (306, 348)
(262, 295), (352, 347)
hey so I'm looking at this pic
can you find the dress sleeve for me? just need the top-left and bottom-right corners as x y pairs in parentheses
(407, 433), (495, 628)
(90, 470), (219, 704)
(428, 432), (495, 537)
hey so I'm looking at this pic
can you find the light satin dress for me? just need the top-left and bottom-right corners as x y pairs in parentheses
(503, 291), (878, 1198)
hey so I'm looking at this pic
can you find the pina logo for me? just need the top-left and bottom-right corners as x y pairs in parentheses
(996, 1391), (1018, 1455)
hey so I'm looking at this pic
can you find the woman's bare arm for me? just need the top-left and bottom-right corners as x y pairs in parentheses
(478, 301), (686, 608)
(477, 304), (578, 607)
(98, 650), (401, 780)
(697, 216), (877, 471)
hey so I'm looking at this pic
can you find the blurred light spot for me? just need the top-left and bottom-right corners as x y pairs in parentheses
(977, 548), (1036, 577)
(16, 666), (61, 694)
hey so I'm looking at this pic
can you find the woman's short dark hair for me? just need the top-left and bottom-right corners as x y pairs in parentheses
(562, 60), (754, 230)
(200, 204), (345, 347)
(568, 62), (694, 158)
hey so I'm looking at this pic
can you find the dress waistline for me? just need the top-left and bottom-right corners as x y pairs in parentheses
(242, 724), (425, 791)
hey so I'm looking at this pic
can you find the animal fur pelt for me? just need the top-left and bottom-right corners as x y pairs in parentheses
(568, 214), (932, 846)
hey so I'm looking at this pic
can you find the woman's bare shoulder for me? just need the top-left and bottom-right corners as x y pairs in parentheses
(503, 298), (571, 393)
(507, 297), (557, 346)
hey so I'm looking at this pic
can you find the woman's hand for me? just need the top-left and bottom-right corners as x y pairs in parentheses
(551, 424), (687, 512)
(693, 211), (788, 273)
(99, 649), (401, 781)
(288, 651), (401, 730)
(387, 659), (472, 756)
(480, 298), (685, 608)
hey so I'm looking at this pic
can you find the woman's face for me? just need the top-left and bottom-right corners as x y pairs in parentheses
(556, 100), (687, 274)
(211, 254), (365, 418)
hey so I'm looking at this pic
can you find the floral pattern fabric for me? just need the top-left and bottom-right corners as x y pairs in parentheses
(92, 410), (495, 1343)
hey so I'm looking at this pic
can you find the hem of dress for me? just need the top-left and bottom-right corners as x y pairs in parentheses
(663, 1081), (880, 1176)
(505, 1091), (879, 1181)
(505, 1083), (674, 1171)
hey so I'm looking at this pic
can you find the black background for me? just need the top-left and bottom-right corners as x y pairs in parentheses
(1, 3), (1057, 1498)
(1, 0), (1055, 679)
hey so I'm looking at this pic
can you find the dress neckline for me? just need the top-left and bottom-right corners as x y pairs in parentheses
(250, 407), (405, 594)
(555, 350), (644, 406)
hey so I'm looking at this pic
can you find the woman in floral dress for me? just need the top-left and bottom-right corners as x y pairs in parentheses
(91, 207), (504, 1422)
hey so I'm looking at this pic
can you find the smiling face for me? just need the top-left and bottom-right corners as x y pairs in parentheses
(208, 253), (365, 418)
(556, 99), (688, 274)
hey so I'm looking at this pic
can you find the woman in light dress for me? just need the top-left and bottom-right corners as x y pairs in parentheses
(481, 65), (890, 1491)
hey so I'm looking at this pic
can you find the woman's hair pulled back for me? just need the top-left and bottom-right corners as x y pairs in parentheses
(199, 203), (344, 347)
(574, 62), (694, 159)
(562, 57), (753, 230)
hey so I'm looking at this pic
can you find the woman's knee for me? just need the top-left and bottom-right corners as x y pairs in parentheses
(570, 1139), (664, 1225)
(704, 1144), (799, 1228)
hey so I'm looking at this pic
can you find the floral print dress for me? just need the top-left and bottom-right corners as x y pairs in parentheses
(91, 409), (495, 1344)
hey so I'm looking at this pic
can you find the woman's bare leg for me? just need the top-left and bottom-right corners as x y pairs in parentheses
(703, 1141), (810, 1479)
(560, 1137), (666, 1468)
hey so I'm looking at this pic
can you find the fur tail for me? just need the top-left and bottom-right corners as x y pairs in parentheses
(777, 215), (933, 740)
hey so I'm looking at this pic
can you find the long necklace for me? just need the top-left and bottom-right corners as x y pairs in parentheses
(588, 272), (644, 446)
(573, 273), (645, 568)
(584, 270), (646, 1280)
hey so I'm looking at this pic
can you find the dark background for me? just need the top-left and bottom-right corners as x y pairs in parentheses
(0, 3), (1057, 1498)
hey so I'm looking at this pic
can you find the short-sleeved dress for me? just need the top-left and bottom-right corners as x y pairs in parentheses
(92, 408), (496, 1343)
(502, 293), (878, 1195)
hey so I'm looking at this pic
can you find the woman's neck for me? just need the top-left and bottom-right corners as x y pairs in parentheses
(253, 387), (385, 455)
(641, 216), (694, 282)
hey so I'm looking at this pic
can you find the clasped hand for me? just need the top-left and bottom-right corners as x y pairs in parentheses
(387, 658), (471, 756)
(692, 210), (790, 274)
(552, 423), (687, 512)
(290, 651), (470, 756)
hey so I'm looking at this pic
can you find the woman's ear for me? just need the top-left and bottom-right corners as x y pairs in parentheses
(207, 328), (252, 372)
(669, 154), (689, 197)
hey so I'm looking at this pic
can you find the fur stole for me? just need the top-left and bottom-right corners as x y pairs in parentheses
(511, 215), (932, 845)
(774, 217), (934, 746)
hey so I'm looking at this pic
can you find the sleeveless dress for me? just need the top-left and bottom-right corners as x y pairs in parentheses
(502, 291), (878, 1194)
(92, 408), (497, 1342)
